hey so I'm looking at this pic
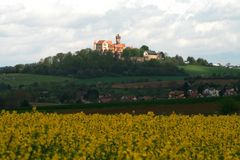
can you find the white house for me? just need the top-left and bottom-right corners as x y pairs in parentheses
(203, 88), (219, 97)
(143, 50), (163, 61)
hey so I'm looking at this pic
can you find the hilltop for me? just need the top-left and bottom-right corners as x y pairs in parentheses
(0, 47), (240, 113)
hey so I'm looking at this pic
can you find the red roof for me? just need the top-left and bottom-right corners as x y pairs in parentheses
(96, 40), (106, 45)
(114, 44), (125, 48)
(96, 40), (113, 45)
(106, 41), (112, 44)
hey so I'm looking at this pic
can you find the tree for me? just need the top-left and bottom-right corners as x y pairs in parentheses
(55, 53), (65, 65)
(85, 89), (99, 102)
(15, 64), (25, 72)
(187, 57), (196, 64)
(226, 63), (231, 68)
(0, 83), (11, 91)
(58, 92), (71, 103)
(196, 58), (209, 66)
(0, 48), (185, 77)
(20, 100), (31, 108)
(174, 55), (184, 65)
(122, 47), (142, 58)
(140, 45), (149, 51)
(182, 82), (191, 97)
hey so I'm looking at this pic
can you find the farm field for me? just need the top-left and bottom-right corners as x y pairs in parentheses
(111, 79), (239, 89)
(179, 65), (240, 76)
(15, 96), (240, 115)
(0, 73), (78, 87)
(47, 103), (222, 115)
(1, 65), (239, 88)
(0, 73), (184, 87)
(0, 112), (239, 159)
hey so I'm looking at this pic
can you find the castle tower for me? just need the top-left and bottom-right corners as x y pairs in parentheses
(116, 34), (121, 44)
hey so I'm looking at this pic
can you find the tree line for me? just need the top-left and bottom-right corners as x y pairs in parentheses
(0, 48), (186, 77)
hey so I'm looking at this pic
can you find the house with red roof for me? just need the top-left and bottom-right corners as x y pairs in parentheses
(94, 34), (126, 56)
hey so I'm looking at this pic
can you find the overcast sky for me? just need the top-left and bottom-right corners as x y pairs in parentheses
(0, 0), (240, 66)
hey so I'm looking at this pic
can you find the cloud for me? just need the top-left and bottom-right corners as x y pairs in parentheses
(0, 0), (240, 66)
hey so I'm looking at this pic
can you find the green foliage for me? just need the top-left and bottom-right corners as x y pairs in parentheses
(20, 100), (31, 108)
(0, 90), (30, 108)
(0, 83), (11, 91)
(187, 57), (196, 64)
(0, 73), (185, 88)
(220, 98), (239, 115)
(0, 74), (77, 87)
(179, 65), (240, 77)
(12, 96), (240, 114)
(0, 48), (185, 78)
(85, 89), (99, 102)
(174, 55), (184, 65)
(161, 55), (184, 65)
(122, 47), (143, 58)
(140, 45), (149, 51)
(186, 57), (210, 66)
(196, 58), (209, 66)
(122, 45), (153, 58)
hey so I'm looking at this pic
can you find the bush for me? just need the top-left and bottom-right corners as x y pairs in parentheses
(20, 100), (31, 108)
(220, 98), (239, 115)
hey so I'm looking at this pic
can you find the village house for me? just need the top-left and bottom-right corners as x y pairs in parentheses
(168, 91), (185, 99)
(128, 50), (165, 62)
(221, 88), (238, 96)
(120, 96), (137, 102)
(187, 89), (201, 98)
(202, 88), (219, 97)
(143, 50), (163, 61)
(94, 34), (126, 56)
(99, 94), (113, 103)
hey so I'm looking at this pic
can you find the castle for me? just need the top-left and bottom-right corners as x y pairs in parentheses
(94, 34), (126, 55)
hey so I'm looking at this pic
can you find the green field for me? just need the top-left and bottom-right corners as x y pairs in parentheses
(8, 96), (240, 115)
(1, 65), (239, 87)
(179, 65), (240, 76)
(0, 73), (184, 87)
(0, 73), (77, 87)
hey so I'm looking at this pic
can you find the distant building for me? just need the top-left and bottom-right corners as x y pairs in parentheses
(222, 88), (238, 96)
(143, 50), (163, 61)
(184, 61), (190, 64)
(213, 63), (221, 67)
(187, 90), (201, 98)
(202, 88), (219, 97)
(94, 34), (126, 56)
(99, 94), (113, 103)
(94, 40), (113, 52)
(168, 91), (185, 99)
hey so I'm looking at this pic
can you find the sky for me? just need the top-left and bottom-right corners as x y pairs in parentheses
(0, 0), (240, 66)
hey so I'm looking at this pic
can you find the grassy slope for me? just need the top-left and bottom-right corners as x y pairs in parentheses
(0, 73), (184, 87)
(1, 65), (239, 87)
(179, 65), (240, 76)
(0, 73), (76, 87)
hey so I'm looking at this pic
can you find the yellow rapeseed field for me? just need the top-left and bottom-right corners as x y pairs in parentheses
(0, 111), (239, 160)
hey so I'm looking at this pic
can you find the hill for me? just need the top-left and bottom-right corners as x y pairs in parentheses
(0, 73), (184, 87)
(0, 73), (77, 87)
(0, 49), (185, 78)
(179, 65), (240, 77)
(0, 73), (185, 108)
